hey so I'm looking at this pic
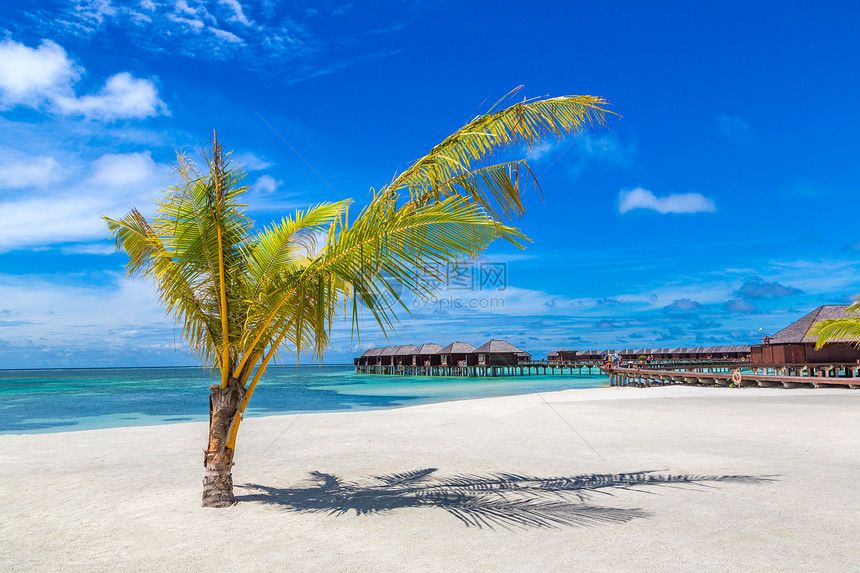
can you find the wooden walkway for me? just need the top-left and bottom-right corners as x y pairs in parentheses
(608, 366), (860, 389)
(355, 361), (605, 377)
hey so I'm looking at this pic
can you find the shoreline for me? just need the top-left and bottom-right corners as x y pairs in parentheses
(9, 380), (854, 436)
(2, 369), (610, 435)
(2, 386), (858, 571)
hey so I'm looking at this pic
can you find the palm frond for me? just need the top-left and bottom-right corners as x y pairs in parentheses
(244, 201), (351, 288)
(103, 209), (221, 365)
(310, 193), (524, 338)
(809, 317), (860, 349)
(387, 95), (614, 217)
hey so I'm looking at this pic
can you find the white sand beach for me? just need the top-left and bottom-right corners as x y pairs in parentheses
(1, 386), (858, 572)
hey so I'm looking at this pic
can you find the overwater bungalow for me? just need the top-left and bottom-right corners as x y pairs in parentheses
(575, 350), (600, 362)
(438, 342), (477, 368)
(394, 344), (419, 367)
(378, 346), (399, 366)
(366, 347), (385, 366)
(356, 347), (376, 367)
(557, 350), (579, 362)
(752, 305), (860, 365)
(413, 343), (443, 367)
(473, 340), (527, 366)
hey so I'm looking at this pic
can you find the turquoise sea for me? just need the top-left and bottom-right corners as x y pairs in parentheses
(0, 365), (608, 434)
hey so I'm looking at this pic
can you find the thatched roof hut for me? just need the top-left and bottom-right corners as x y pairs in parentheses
(438, 341), (477, 367)
(415, 343), (442, 354)
(753, 305), (860, 364)
(474, 339), (526, 365)
(393, 344), (419, 365)
(414, 343), (443, 366)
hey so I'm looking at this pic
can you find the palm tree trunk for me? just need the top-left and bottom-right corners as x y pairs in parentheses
(202, 379), (244, 507)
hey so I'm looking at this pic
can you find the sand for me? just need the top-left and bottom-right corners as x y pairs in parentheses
(1, 386), (858, 572)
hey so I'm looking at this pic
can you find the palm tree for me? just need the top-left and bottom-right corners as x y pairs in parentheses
(104, 94), (612, 507)
(810, 301), (860, 348)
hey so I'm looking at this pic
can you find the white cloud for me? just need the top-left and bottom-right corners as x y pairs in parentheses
(251, 174), (280, 193)
(54, 72), (168, 120)
(0, 39), (79, 107)
(0, 151), (169, 251)
(219, 0), (253, 26)
(0, 196), (110, 250)
(166, 13), (206, 31)
(208, 27), (244, 44)
(0, 273), (176, 353)
(27, 0), (414, 83)
(618, 187), (716, 215)
(526, 140), (555, 160)
(174, 0), (206, 18)
(0, 155), (63, 188)
(717, 114), (751, 140)
(523, 133), (636, 179)
(89, 151), (158, 186)
(232, 151), (271, 170)
(60, 242), (118, 255)
(0, 39), (167, 120)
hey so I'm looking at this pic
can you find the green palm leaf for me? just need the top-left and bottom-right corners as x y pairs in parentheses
(810, 316), (860, 349)
(388, 95), (614, 218)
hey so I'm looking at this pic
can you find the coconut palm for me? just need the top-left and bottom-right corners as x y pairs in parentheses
(810, 301), (860, 348)
(104, 94), (612, 507)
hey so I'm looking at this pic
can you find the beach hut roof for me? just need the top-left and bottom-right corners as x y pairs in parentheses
(769, 305), (859, 344)
(473, 339), (524, 354)
(379, 346), (399, 356)
(439, 341), (476, 354)
(360, 348), (377, 357)
(547, 350), (559, 357)
(415, 343), (443, 355)
(394, 344), (419, 355)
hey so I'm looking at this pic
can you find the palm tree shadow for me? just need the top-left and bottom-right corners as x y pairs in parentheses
(236, 469), (775, 530)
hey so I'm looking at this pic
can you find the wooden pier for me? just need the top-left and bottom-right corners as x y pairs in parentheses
(608, 363), (860, 389)
(354, 360), (605, 377)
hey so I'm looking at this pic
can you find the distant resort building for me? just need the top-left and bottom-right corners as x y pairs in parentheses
(547, 346), (751, 363)
(751, 305), (860, 365)
(356, 340), (754, 377)
(355, 339), (534, 376)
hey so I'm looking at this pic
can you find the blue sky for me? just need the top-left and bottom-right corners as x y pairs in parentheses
(1, 0), (858, 368)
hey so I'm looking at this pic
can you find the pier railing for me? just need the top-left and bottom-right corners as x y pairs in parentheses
(607, 364), (860, 389)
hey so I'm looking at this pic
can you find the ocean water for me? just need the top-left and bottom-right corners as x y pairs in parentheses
(0, 365), (608, 434)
